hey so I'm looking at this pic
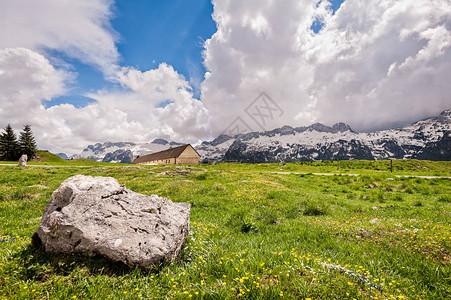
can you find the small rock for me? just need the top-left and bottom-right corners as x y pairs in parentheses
(156, 171), (169, 177)
(368, 182), (380, 188)
(371, 206), (383, 210)
(36, 175), (190, 269)
(18, 154), (27, 166)
(28, 185), (49, 189)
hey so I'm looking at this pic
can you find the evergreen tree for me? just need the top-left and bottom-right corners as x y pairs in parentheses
(19, 124), (38, 159)
(0, 124), (20, 161)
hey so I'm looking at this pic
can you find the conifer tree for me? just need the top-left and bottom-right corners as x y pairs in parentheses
(19, 124), (38, 159)
(0, 124), (20, 161)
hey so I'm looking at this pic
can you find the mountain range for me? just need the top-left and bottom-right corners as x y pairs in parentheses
(68, 109), (450, 163)
(70, 139), (184, 163)
(196, 109), (451, 162)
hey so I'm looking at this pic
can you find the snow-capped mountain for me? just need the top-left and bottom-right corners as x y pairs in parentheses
(197, 109), (451, 162)
(56, 153), (68, 160)
(72, 139), (184, 163)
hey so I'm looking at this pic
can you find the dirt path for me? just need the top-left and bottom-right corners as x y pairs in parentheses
(264, 171), (450, 179)
(0, 163), (90, 168)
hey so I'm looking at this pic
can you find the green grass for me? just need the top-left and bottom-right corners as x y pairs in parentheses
(0, 161), (450, 299)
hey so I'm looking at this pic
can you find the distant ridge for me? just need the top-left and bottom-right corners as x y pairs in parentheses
(196, 109), (451, 162)
(72, 140), (184, 163)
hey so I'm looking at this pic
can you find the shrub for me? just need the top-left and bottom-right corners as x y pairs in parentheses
(303, 201), (328, 216)
(241, 219), (257, 233)
(404, 187), (414, 194)
(437, 195), (451, 203)
(195, 173), (208, 180)
(393, 194), (404, 201)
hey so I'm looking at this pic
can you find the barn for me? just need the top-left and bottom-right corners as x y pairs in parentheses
(132, 144), (201, 165)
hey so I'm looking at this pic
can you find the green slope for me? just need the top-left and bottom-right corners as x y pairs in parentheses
(30, 150), (65, 163)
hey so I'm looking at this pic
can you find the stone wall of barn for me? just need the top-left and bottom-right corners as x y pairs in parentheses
(140, 158), (176, 165)
(176, 157), (201, 164)
(176, 146), (201, 164)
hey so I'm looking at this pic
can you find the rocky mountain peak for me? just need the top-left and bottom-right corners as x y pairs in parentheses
(152, 138), (169, 145)
(309, 123), (332, 132)
(270, 125), (295, 135)
(206, 134), (233, 146)
(438, 109), (451, 122)
(331, 122), (354, 133)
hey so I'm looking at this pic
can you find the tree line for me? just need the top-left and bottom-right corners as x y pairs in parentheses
(0, 124), (38, 161)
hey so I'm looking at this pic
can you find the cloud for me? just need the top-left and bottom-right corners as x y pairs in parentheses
(202, 0), (451, 133)
(47, 63), (209, 154)
(54, 61), (214, 152)
(0, 0), (118, 74)
(0, 48), (66, 104)
(87, 63), (210, 141)
(0, 47), (79, 152)
(0, 48), (66, 125)
(306, 0), (451, 130)
(0, 49), (209, 155)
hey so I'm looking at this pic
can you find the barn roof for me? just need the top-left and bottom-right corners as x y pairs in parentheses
(132, 144), (199, 164)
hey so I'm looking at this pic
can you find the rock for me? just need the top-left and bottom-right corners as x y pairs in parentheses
(27, 184), (48, 189)
(102, 149), (134, 163)
(36, 175), (190, 269)
(18, 154), (27, 166)
(368, 182), (380, 188)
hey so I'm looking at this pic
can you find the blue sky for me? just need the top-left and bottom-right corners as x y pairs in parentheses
(49, 0), (216, 107)
(311, 0), (344, 33)
(50, 0), (345, 107)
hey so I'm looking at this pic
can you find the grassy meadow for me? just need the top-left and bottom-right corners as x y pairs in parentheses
(0, 160), (450, 299)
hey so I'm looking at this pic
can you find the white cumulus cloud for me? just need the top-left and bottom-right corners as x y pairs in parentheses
(202, 0), (451, 133)
(0, 0), (118, 74)
(0, 47), (81, 153)
(0, 54), (210, 154)
(85, 63), (210, 143)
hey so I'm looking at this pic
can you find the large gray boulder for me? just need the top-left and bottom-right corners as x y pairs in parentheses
(36, 175), (190, 269)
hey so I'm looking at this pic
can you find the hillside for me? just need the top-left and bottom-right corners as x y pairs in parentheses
(29, 150), (65, 163)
